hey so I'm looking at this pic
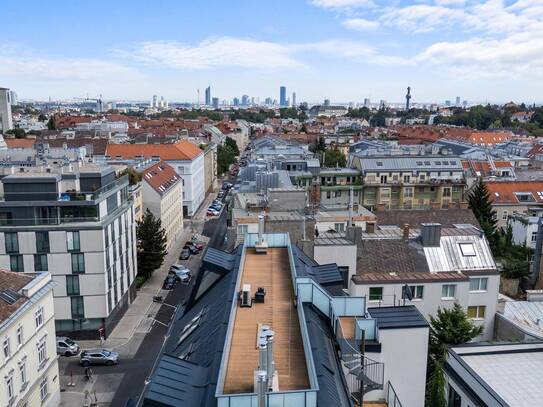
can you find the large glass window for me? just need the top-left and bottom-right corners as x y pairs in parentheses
(67, 231), (80, 252)
(71, 296), (85, 319)
(66, 275), (80, 296)
(71, 253), (85, 273)
(10, 255), (24, 273)
(34, 254), (48, 272)
(403, 285), (424, 300)
(35, 231), (50, 253)
(5, 232), (19, 253)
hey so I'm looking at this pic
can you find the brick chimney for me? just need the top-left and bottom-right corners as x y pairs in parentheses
(366, 222), (375, 233)
(376, 203), (386, 212)
(403, 223), (410, 240)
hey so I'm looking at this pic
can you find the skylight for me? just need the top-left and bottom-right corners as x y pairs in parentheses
(459, 243), (476, 257)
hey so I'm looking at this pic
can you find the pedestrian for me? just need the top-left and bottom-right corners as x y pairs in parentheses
(84, 366), (93, 380)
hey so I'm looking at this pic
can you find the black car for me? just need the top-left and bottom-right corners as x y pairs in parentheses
(179, 247), (191, 260)
(222, 182), (233, 190)
(184, 243), (199, 254)
(162, 275), (176, 290)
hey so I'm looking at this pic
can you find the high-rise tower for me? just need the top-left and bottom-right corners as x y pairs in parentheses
(405, 86), (412, 110)
(279, 86), (287, 107)
(0, 88), (13, 132)
(205, 86), (211, 106)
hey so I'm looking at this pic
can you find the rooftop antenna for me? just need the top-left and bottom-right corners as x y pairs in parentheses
(197, 88), (200, 108)
(405, 86), (412, 110)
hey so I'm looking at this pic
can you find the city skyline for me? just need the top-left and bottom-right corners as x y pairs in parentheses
(1, 0), (542, 104)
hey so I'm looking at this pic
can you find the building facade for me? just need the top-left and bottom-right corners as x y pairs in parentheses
(0, 87), (13, 132)
(0, 165), (137, 338)
(0, 271), (60, 407)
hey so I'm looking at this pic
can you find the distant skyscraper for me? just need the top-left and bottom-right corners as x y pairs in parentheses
(279, 86), (287, 107)
(455, 96), (461, 107)
(264, 97), (273, 105)
(445, 100), (451, 107)
(0, 87), (13, 132)
(9, 91), (17, 106)
(462, 100), (468, 108)
(363, 98), (370, 108)
(152, 95), (158, 108)
(292, 92), (297, 107)
(241, 95), (249, 106)
(405, 86), (412, 110)
(205, 86), (211, 106)
(212, 97), (219, 109)
(233, 97), (240, 107)
(379, 99), (387, 109)
(324, 98), (330, 107)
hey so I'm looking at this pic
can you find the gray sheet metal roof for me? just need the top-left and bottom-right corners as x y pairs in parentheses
(358, 156), (462, 172)
(202, 247), (236, 274)
(503, 301), (543, 339)
(368, 306), (429, 329)
(292, 245), (343, 285)
(303, 304), (353, 407)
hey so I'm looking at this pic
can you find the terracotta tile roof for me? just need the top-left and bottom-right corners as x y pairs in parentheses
(485, 181), (543, 204)
(0, 269), (32, 323)
(141, 161), (181, 196)
(106, 140), (203, 161)
(466, 131), (512, 145)
(461, 160), (514, 176)
(5, 138), (36, 148)
(527, 144), (543, 158)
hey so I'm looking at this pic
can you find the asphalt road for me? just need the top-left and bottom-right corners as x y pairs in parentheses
(203, 209), (228, 249)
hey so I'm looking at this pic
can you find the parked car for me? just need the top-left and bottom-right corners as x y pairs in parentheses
(217, 191), (225, 198)
(222, 182), (233, 190)
(191, 241), (205, 251)
(209, 203), (222, 211)
(185, 241), (201, 253)
(179, 247), (191, 260)
(207, 209), (220, 216)
(162, 275), (177, 290)
(80, 349), (119, 366)
(57, 336), (80, 356)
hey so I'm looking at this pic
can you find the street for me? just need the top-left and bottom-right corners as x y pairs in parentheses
(58, 188), (228, 406)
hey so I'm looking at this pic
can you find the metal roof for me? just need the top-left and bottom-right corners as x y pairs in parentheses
(503, 301), (543, 339)
(368, 306), (429, 330)
(202, 247), (236, 274)
(357, 156), (463, 172)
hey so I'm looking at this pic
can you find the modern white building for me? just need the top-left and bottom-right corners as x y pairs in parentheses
(349, 223), (500, 340)
(141, 161), (183, 249)
(106, 140), (205, 216)
(0, 164), (137, 338)
(0, 87), (13, 132)
(0, 270), (60, 407)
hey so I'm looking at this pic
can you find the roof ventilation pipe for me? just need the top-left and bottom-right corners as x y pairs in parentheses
(255, 370), (267, 407)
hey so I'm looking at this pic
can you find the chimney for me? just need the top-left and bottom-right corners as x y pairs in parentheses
(258, 336), (267, 372)
(421, 223), (441, 247)
(366, 222), (375, 234)
(348, 187), (354, 228)
(376, 203), (386, 212)
(403, 223), (410, 240)
(265, 330), (275, 389)
(255, 370), (267, 407)
(258, 214), (265, 242)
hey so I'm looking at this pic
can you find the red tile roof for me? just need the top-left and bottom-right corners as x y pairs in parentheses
(141, 161), (181, 196)
(461, 160), (514, 176)
(5, 138), (36, 148)
(485, 181), (543, 204)
(106, 140), (203, 161)
(0, 269), (32, 323)
(527, 144), (543, 158)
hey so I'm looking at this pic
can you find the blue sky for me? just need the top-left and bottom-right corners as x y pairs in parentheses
(2, 0), (543, 104)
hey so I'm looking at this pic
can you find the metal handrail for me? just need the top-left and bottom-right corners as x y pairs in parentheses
(386, 381), (404, 407)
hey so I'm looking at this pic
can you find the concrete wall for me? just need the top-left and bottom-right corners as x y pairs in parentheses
(268, 189), (306, 211)
(313, 243), (357, 282)
(169, 154), (205, 216)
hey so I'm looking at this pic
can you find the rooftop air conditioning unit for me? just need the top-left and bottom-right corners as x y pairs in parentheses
(241, 284), (252, 308)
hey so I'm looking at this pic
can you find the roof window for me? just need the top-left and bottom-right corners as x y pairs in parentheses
(459, 243), (476, 257)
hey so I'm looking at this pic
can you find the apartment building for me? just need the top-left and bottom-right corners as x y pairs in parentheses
(351, 156), (465, 210)
(349, 222), (499, 340)
(0, 271), (60, 407)
(0, 165), (137, 338)
(106, 140), (204, 216)
(319, 167), (362, 207)
(485, 181), (543, 229)
(143, 230), (429, 406)
(141, 161), (183, 249)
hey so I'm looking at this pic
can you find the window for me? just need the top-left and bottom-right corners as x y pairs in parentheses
(35, 306), (44, 328)
(467, 305), (486, 319)
(501, 210), (508, 220)
(35, 231), (50, 253)
(334, 223), (345, 233)
(403, 285), (424, 300)
(71, 296), (85, 319)
(532, 231), (538, 242)
(403, 175), (411, 183)
(459, 243), (476, 256)
(6, 374), (14, 400)
(380, 175), (388, 184)
(369, 287), (383, 301)
(16, 326), (23, 346)
(40, 377), (48, 402)
(442, 284), (456, 299)
(404, 187), (413, 198)
(237, 225), (248, 235)
(443, 187), (451, 197)
(5, 232), (19, 253)
(71, 253), (85, 273)
(37, 339), (47, 366)
(3, 337), (11, 358)
(66, 275), (80, 295)
(66, 231), (80, 251)
(10, 255), (24, 272)
(34, 254), (48, 271)
(447, 384), (461, 407)
(469, 277), (488, 292)
(19, 360), (27, 386)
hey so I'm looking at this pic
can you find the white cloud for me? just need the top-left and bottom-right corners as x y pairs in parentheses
(310, 0), (374, 9)
(342, 18), (379, 30)
(128, 38), (302, 70)
(379, 5), (466, 33)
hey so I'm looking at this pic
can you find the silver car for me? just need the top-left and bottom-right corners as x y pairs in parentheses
(56, 336), (80, 356)
(79, 349), (119, 366)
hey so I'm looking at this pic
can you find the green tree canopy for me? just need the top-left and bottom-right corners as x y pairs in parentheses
(467, 179), (498, 251)
(6, 128), (26, 139)
(47, 117), (56, 130)
(225, 136), (240, 156)
(136, 209), (168, 280)
(324, 148), (347, 167)
(217, 144), (237, 175)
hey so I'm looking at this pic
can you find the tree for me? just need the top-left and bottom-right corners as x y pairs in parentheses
(429, 303), (483, 362)
(324, 148), (347, 167)
(47, 117), (56, 130)
(225, 136), (240, 156)
(6, 128), (26, 139)
(119, 167), (142, 186)
(467, 179), (498, 251)
(425, 360), (446, 407)
(136, 209), (168, 280)
(38, 113), (47, 122)
(217, 144), (237, 175)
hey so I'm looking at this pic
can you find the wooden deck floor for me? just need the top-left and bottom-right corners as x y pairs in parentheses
(338, 316), (356, 339)
(223, 248), (310, 394)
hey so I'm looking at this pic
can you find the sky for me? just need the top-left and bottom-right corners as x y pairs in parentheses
(2, 0), (543, 104)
